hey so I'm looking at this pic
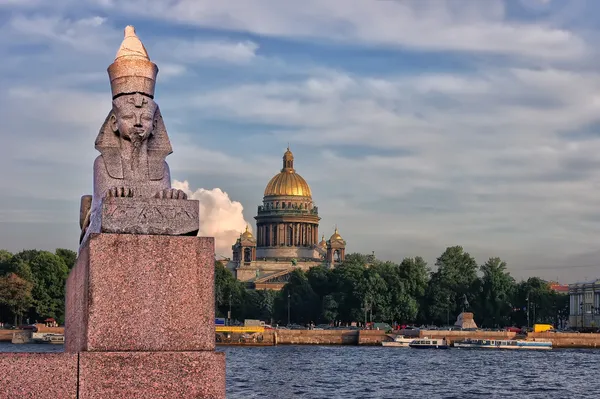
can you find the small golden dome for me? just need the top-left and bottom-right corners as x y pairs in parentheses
(263, 147), (312, 198)
(330, 227), (343, 241)
(319, 235), (327, 248)
(241, 225), (254, 238)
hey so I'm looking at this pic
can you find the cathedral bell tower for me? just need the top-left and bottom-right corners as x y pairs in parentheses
(326, 227), (346, 266)
(232, 225), (256, 267)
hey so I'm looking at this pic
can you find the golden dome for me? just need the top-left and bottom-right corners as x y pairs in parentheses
(241, 225), (254, 238)
(263, 147), (312, 198)
(330, 227), (343, 241)
(319, 235), (327, 248)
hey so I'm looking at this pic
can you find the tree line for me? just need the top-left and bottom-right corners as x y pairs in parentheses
(0, 249), (76, 325)
(216, 246), (569, 328)
(0, 245), (569, 329)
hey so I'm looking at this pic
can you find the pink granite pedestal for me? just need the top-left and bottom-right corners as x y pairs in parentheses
(0, 353), (78, 398)
(66, 234), (216, 352)
(2, 233), (225, 398)
(66, 233), (225, 399)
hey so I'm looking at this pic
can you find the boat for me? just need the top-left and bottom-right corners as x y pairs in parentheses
(32, 333), (65, 344)
(453, 338), (552, 350)
(409, 337), (449, 349)
(381, 335), (414, 347)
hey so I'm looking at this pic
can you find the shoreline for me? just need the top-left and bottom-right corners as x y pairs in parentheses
(4, 328), (599, 349)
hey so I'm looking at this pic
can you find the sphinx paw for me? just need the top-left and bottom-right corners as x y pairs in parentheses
(105, 187), (134, 198)
(154, 188), (188, 200)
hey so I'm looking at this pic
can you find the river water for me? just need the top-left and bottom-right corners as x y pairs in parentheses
(1, 343), (599, 398)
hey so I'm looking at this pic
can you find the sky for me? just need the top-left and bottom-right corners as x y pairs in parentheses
(1, 0), (600, 283)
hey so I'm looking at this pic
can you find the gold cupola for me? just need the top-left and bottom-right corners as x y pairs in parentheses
(330, 227), (344, 242)
(263, 147), (312, 198)
(241, 225), (254, 239)
(319, 235), (327, 248)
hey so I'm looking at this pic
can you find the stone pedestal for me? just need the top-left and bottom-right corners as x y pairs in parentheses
(66, 234), (215, 352)
(3, 233), (225, 398)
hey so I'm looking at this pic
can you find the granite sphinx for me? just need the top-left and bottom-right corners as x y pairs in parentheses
(80, 26), (198, 243)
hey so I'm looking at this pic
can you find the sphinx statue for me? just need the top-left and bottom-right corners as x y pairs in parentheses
(80, 26), (198, 244)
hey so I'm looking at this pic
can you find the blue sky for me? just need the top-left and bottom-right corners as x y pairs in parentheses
(1, 0), (600, 282)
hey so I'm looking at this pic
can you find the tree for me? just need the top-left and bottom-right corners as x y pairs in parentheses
(0, 250), (13, 268)
(0, 273), (33, 325)
(274, 269), (319, 325)
(477, 257), (515, 327)
(214, 261), (244, 320)
(425, 246), (478, 325)
(55, 249), (77, 270)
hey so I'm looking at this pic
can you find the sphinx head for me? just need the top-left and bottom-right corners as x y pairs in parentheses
(110, 93), (158, 147)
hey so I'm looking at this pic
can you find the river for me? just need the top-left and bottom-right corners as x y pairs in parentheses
(1, 343), (599, 398)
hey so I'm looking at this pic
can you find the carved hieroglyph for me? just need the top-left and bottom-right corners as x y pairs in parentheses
(80, 26), (198, 244)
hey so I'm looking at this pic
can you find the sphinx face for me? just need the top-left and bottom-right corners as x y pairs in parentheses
(112, 93), (158, 146)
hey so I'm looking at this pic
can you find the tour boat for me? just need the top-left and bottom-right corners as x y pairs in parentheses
(453, 338), (552, 350)
(33, 333), (65, 344)
(409, 337), (449, 349)
(381, 335), (414, 347)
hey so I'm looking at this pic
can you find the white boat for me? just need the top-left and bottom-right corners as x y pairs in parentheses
(32, 333), (65, 344)
(453, 338), (552, 350)
(381, 335), (414, 347)
(409, 337), (449, 349)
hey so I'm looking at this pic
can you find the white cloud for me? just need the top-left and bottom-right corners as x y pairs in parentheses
(172, 180), (252, 257)
(186, 66), (600, 280)
(91, 0), (588, 60)
(154, 39), (259, 64)
(7, 14), (115, 54)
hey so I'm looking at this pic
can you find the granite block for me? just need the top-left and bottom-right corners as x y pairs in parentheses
(66, 233), (216, 352)
(65, 241), (90, 352)
(0, 353), (78, 398)
(101, 197), (199, 236)
(79, 351), (226, 399)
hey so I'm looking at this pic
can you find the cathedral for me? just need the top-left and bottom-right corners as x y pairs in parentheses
(228, 148), (346, 290)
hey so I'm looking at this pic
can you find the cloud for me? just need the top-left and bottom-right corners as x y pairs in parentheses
(91, 0), (588, 60)
(7, 14), (115, 54)
(172, 180), (252, 258)
(185, 65), (600, 279)
(154, 39), (259, 64)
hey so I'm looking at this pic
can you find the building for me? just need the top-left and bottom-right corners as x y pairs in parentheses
(568, 279), (600, 329)
(549, 282), (569, 294)
(229, 148), (346, 290)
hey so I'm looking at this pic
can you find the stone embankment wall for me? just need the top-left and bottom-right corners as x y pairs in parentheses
(528, 332), (600, 348)
(358, 330), (391, 345)
(0, 324), (65, 342)
(274, 329), (359, 345)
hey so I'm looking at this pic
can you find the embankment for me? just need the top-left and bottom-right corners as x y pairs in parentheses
(0, 324), (65, 342)
(275, 329), (359, 345)
(528, 332), (600, 348)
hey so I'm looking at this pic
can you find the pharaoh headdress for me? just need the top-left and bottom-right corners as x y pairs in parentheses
(95, 26), (172, 180)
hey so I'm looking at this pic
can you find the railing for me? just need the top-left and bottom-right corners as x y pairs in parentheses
(256, 206), (319, 216)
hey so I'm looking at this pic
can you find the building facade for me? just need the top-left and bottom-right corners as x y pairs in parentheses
(229, 148), (346, 289)
(569, 279), (600, 329)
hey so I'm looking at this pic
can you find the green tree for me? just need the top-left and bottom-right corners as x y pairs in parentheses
(425, 246), (478, 325)
(0, 250), (13, 268)
(55, 248), (77, 270)
(274, 269), (319, 325)
(331, 261), (367, 325)
(214, 261), (244, 320)
(477, 257), (515, 327)
(0, 273), (33, 325)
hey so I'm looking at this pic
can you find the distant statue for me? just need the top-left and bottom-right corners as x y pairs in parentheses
(80, 26), (196, 244)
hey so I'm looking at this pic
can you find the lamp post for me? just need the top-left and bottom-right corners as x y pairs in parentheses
(526, 294), (530, 329)
(580, 302), (584, 329)
(446, 295), (450, 327)
(287, 292), (291, 326)
(228, 292), (232, 326)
